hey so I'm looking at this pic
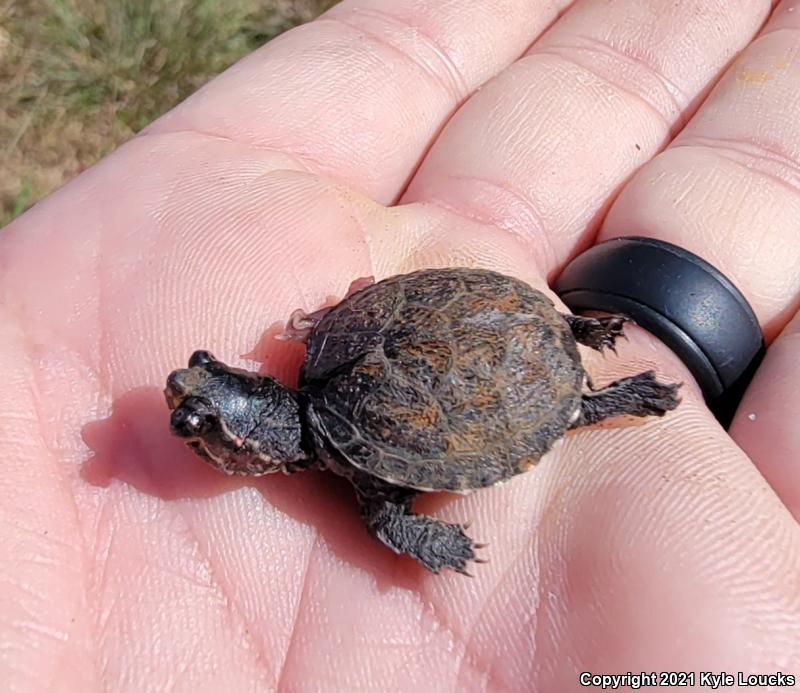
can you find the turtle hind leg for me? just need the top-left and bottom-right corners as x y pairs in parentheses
(276, 276), (376, 343)
(358, 491), (484, 575)
(564, 314), (627, 353)
(570, 370), (681, 428)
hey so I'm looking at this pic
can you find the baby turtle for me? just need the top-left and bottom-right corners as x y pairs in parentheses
(165, 268), (680, 575)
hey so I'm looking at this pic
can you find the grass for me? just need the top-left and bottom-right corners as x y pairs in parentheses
(0, 0), (335, 224)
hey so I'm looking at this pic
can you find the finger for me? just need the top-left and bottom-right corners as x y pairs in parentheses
(602, 0), (800, 340)
(730, 311), (800, 520)
(403, 0), (773, 272)
(145, 0), (568, 204)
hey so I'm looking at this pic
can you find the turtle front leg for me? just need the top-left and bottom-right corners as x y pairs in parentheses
(276, 276), (376, 343)
(275, 306), (332, 342)
(358, 491), (484, 575)
(570, 371), (681, 428)
(564, 314), (628, 353)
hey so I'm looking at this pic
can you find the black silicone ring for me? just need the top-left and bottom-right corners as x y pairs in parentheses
(553, 236), (765, 427)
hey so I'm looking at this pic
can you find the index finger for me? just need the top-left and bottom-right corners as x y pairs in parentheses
(144, 0), (570, 204)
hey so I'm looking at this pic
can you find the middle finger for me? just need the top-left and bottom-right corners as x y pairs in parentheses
(403, 0), (773, 274)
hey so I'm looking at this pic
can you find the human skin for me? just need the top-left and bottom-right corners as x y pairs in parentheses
(1, 0), (799, 690)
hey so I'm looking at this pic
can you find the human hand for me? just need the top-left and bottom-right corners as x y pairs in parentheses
(1, 0), (798, 690)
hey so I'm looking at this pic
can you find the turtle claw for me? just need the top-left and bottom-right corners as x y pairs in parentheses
(276, 307), (331, 343)
(566, 314), (628, 354)
(276, 277), (375, 343)
(345, 275), (375, 298)
(417, 522), (485, 576)
(448, 535), (489, 576)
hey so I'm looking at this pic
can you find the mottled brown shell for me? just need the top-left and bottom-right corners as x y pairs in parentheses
(301, 268), (584, 492)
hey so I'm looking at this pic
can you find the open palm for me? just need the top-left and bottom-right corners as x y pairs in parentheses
(2, 1), (799, 690)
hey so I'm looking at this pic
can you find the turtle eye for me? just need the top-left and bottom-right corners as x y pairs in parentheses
(170, 398), (217, 438)
(189, 350), (215, 368)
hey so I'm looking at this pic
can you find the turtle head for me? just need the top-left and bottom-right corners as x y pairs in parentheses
(164, 350), (308, 475)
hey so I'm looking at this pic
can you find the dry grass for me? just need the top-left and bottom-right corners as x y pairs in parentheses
(0, 0), (334, 224)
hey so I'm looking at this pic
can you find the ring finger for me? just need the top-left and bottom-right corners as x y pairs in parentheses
(601, 0), (800, 510)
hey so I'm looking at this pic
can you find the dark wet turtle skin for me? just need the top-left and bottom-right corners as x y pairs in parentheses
(301, 269), (584, 492)
(165, 267), (681, 575)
